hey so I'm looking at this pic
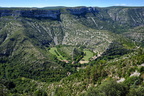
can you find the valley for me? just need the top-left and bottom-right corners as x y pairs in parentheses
(49, 47), (66, 60)
(0, 6), (144, 96)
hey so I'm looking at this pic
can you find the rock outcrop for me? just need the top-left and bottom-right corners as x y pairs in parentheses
(67, 7), (99, 15)
(0, 9), (61, 20)
(21, 10), (61, 20)
(0, 7), (144, 27)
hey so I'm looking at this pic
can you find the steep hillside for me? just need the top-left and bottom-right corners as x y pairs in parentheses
(46, 49), (144, 96)
(123, 26), (144, 46)
(66, 7), (144, 33)
(0, 18), (68, 82)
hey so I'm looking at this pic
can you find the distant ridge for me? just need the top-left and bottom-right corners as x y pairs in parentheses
(107, 6), (144, 8)
(41, 6), (66, 9)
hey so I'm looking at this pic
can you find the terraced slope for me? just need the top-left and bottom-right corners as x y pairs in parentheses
(123, 26), (144, 45)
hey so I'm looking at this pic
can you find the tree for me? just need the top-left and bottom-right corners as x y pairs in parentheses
(127, 87), (144, 96)
(34, 89), (47, 96)
(84, 80), (127, 96)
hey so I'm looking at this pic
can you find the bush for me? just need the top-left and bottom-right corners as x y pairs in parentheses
(34, 89), (47, 96)
(85, 80), (127, 96)
(127, 87), (144, 96)
(124, 76), (143, 87)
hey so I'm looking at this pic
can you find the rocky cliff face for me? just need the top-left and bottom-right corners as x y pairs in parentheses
(21, 10), (61, 20)
(67, 7), (99, 15)
(107, 7), (144, 26)
(67, 7), (144, 33)
(0, 7), (144, 27)
(0, 10), (13, 16)
(0, 9), (61, 20)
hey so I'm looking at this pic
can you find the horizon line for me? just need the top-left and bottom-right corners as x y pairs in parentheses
(0, 5), (144, 8)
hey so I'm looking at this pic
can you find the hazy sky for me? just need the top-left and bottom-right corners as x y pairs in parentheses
(1, 0), (144, 7)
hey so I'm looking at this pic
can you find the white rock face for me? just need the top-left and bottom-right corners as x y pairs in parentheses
(79, 61), (89, 64)
(130, 70), (140, 77)
(139, 64), (144, 66)
(117, 78), (125, 83)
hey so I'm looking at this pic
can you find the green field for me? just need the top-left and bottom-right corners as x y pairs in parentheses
(49, 47), (65, 60)
(83, 50), (94, 61)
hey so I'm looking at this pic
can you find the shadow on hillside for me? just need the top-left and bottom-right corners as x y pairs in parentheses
(97, 41), (131, 60)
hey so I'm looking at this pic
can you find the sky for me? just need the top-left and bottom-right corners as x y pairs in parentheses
(1, 0), (144, 7)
